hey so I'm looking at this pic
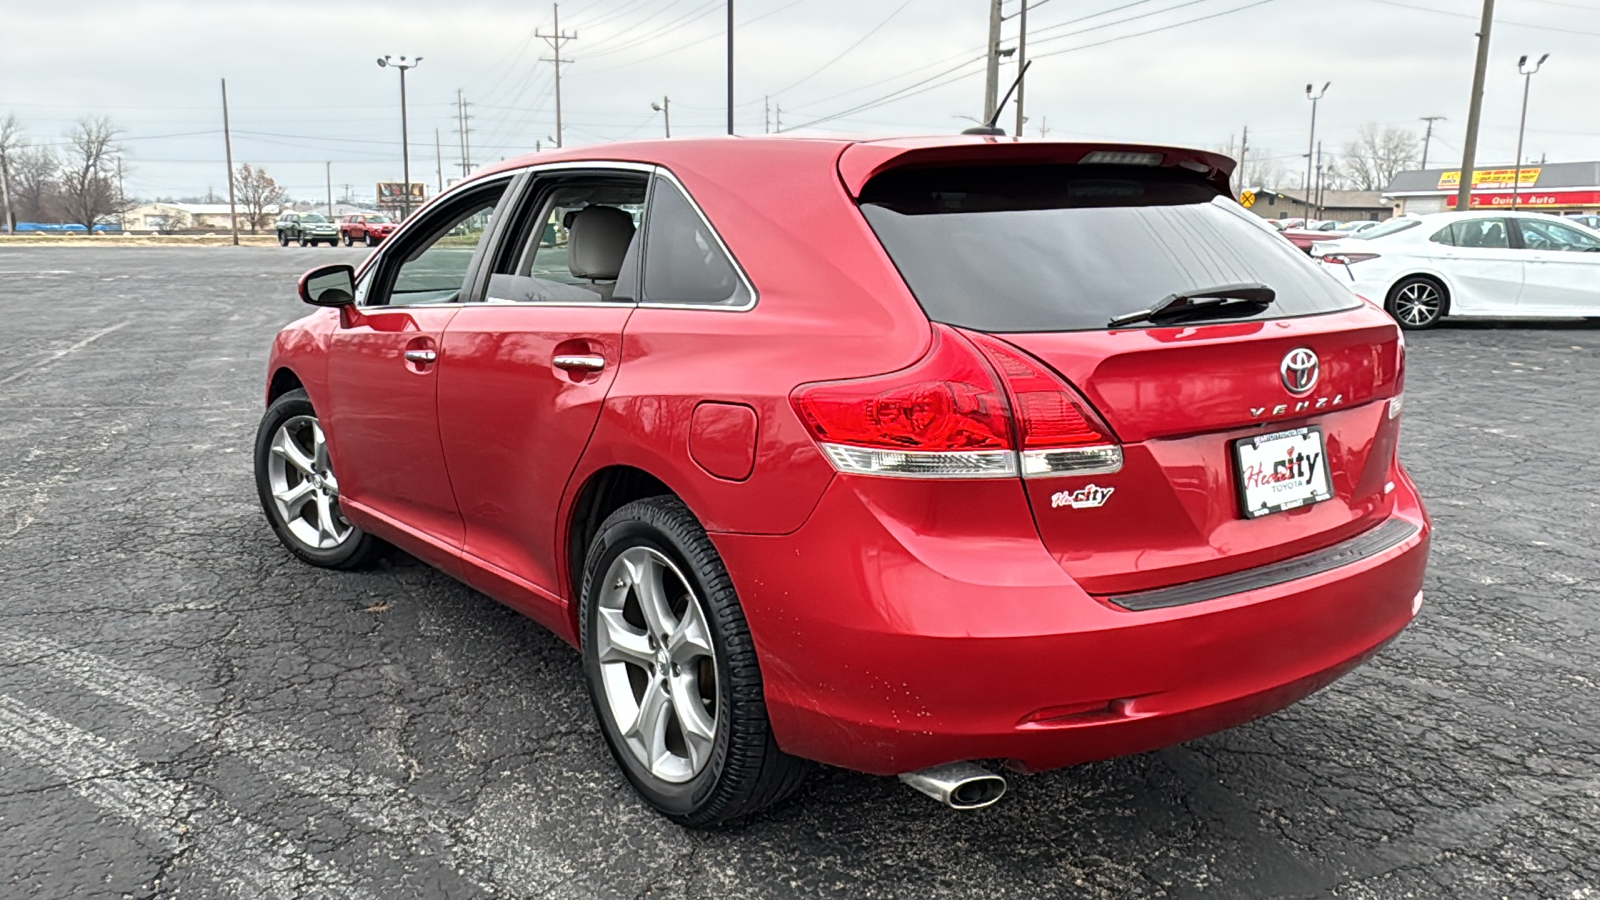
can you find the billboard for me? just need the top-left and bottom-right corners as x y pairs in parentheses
(376, 182), (427, 203)
(1436, 168), (1541, 190)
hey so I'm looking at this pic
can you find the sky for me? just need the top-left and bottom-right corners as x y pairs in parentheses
(2, 0), (1598, 204)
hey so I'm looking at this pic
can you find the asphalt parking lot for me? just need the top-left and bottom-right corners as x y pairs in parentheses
(0, 245), (1595, 899)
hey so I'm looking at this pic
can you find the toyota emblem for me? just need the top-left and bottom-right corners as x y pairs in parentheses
(1281, 348), (1319, 395)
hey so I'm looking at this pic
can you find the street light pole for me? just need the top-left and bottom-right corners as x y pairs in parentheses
(377, 55), (422, 219)
(1511, 53), (1549, 210)
(726, 1), (734, 134)
(1304, 82), (1329, 223)
(651, 97), (671, 138)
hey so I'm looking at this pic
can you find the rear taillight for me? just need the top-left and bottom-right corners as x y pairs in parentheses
(792, 328), (1016, 478)
(791, 326), (1122, 479)
(1321, 252), (1380, 265)
(963, 332), (1123, 477)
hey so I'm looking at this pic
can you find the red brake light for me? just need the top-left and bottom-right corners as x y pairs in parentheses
(792, 327), (1016, 478)
(1321, 252), (1380, 265)
(963, 331), (1123, 478)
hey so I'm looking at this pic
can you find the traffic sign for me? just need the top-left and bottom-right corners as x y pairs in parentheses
(1240, 190), (1256, 209)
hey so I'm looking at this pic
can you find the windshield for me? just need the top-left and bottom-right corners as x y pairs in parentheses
(368, 215), (391, 223)
(301, 214), (327, 223)
(857, 164), (1360, 332)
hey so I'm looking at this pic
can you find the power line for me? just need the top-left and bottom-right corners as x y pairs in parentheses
(768, 0), (913, 98)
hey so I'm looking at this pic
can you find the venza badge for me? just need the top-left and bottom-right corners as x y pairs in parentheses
(1280, 348), (1319, 395)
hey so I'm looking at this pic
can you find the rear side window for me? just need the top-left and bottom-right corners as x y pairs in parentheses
(642, 177), (752, 307)
(857, 164), (1360, 332)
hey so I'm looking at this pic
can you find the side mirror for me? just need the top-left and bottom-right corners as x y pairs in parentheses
(298, 264), (356, 308)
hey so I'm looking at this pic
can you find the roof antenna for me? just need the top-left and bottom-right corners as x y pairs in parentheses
(962, 61), (1031, 136)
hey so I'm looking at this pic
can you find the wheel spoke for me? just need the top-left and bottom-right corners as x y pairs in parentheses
(311, 421), (330, 473)
(596, 607), (655, 667)
(667, 596), (714, 664)
(669, 674), (716, 771)
(274, 480), (316, 519)
(628, 553), (674, 639)
(314, 492), (338, 543)
(626, 678), (673, 763)
(272, 429), (317, 476)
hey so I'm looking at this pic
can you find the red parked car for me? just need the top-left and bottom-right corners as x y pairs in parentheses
(256, 137), (1430, 826)
(339, 213), (396, 247)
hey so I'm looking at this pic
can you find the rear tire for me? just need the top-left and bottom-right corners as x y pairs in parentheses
(580, 496), (806, 828)
(253, 389), (383, 570)
(298, 235), (309, 247)
(1386, 276), (1447, 330)
(278, 231), (289, 247)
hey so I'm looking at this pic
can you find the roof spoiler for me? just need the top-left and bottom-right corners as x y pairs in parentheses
(838, 140), (1237, 200)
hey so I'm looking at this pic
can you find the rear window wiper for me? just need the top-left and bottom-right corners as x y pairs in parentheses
(1107, 283), (1276, 328)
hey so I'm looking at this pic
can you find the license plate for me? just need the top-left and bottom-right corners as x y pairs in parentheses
(1233, 426), (1333, 518)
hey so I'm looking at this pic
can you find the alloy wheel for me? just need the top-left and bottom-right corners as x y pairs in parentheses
(595, 546), (719, 784)
(265, 415), (352, 550)
(1393, 282), (1442, 327)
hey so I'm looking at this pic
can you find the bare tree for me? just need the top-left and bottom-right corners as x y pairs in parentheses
(57, 116), (125, 231)
(233, 164), (288, 233)
(152, 206), (190, 234)
(0, 114), (21, 233)
(1337, 124), (1420, 192)
(10, 145), (59, 223)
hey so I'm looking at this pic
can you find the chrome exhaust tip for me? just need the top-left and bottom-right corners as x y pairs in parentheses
(898, 762), (1007, 810)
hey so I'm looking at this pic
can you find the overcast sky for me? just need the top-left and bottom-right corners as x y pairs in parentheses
(3, 0), (1597, 203)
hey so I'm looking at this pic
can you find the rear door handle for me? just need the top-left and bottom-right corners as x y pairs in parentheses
(553, 354), (606, 372)
(403, 349), (438, 364)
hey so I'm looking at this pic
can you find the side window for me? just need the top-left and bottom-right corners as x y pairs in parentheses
(486, 171), (648, 303)
(1519, 218), (1600, 252)
(641, 177), (752, 307)
(1429, 224), (1456, 246)
(370, 180), (508, 307)
(1455, 218), (1509, 249)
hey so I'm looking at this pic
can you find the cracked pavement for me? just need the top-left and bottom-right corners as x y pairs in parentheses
(0, 246), (1595, 899)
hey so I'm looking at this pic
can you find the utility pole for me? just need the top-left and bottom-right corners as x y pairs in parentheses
(456, 90), (473, 177)
(0, 141), (13, 235)
(1014, 0), (1029, 137)
(1456, 0), (1496, 213)
(726, 0), (735, 134)
(1419, 116), (1446, 169)
(325, 161), (332, 217)
(1238, 125), (1250, 194)
(1315, 140), (1325, 216)
(1304, 82), (1329, 223)
(220, 77), (239, 246)
(435, 128), (444, 192)
(775, 103), (782, 133)
(538, 4), (577, 148)
(1511, 53), (1549, 210)
(651, 96), (671, 138)
(377, 55), (422, 218)
(764, 96), (770, 134)
(983, 0), (1003, 122)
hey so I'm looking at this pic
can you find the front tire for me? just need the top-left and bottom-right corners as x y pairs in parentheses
(580, 496), (805, 827)
(342, 233), (353, 247)
(1387, 276), (1447, 330)
(277, 231), (289, 247)
(298, 235), (309, 247)
(253, 389), (383, 569)
(365, 234), (378, 247)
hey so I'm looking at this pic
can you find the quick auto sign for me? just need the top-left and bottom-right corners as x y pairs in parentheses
(1446, 190), (1600, 209)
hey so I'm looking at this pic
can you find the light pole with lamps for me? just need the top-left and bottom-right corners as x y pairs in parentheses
(651, 97), (671, 138)
(1511, 53), (1549, 210)
(377, 55), (422, 219)
(1304, 82), (1330, 223)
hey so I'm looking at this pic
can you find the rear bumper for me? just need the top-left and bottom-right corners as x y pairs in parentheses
(714, 471), (1429, 776)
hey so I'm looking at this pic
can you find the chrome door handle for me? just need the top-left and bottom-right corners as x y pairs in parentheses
(553, 354), (606, 372)
(403, 349), (438, 364)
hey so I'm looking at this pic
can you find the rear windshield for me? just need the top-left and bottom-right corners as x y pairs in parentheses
(858, 164), (1361, 332)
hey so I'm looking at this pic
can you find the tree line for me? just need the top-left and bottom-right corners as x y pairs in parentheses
(1225, 124), (1426, 195)
(0, 113), (291, 233)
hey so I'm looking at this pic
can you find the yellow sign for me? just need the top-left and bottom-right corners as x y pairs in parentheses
(1437, 168), (1540, 190)
(1240, 190), (1256, 209)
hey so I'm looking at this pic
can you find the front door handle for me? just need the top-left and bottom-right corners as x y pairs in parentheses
(553, 354), (606, 372)
(403, 349), (438, 364)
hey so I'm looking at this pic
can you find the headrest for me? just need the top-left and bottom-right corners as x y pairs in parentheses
(567, 206), (636, 280)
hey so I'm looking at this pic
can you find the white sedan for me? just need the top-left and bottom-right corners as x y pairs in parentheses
(1309, 211), (1600, 329)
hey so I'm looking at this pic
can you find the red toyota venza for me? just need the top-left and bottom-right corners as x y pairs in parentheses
(256, 136), (1430, 826)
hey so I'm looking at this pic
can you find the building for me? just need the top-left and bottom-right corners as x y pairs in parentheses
(1384, 162), (1600, 216)
(1241, 188), (1393, 223)
(121, 202), (282, 233)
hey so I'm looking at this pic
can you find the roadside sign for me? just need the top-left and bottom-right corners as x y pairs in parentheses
(1240, 190), (1256, 209)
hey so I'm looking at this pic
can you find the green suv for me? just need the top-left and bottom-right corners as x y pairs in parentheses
(275, 212), (340, 247)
